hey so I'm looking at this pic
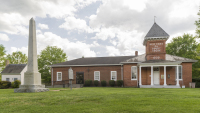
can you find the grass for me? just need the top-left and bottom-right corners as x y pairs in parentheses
(0, 88), (200, 113)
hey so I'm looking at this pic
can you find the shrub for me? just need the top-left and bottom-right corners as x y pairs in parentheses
(0, 81), (11, 89)
(84, 80), (92, 86)
(12, 80), (21, 88)
(94, 80), (99, 87)
(109, 80), (115, 87)
(117, 80), (123, 87)
(101, 80), (107, 87)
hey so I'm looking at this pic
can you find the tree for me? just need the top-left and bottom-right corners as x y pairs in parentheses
(166, 34), (200, 78)
(166, 34), (198, 60)
(6, 51), (28, 64)
(38, 46), (67, 83)
(195, 7), (200, 38)
(0, 44), (6, 81)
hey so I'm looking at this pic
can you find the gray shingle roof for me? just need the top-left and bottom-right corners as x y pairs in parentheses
(145, 23), (169, 38)
(122, 54), (197, 63)
(51, 56), (135, 66)
(1, 64), (26, 74)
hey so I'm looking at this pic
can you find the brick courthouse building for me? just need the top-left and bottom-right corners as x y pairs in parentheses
(50, 23), (197, 88)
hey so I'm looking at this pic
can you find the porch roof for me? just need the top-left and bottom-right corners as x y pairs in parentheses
(138, 59), (181, 66)
(121, 54), (197, 64)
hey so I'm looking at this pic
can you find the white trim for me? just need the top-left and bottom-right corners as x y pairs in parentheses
(57, 72), (62, 81)
(151, 66), (153, 85)
(120, 62), (140, 64)
(164, 66), (166, 86)
(131, 66), (137, 80)
(138, 62), (182, 66)
(153, 67), (160, 85)
(175, 65), (182, 80)
(111, 71), (117, 81)
(176, 65), (179, 86)
(139, 64), (181, 67)
(94, 71), (100, 81)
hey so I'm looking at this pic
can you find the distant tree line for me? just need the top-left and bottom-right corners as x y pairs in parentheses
(0, 45), (67, 82)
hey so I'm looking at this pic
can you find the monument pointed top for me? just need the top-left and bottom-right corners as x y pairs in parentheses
(30, 17), (34, 21)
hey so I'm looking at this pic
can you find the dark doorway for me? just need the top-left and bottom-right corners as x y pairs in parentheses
(76, 72), (84, 84)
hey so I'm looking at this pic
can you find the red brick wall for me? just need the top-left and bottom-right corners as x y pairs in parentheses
(51, 63), (193, 87)
(145, 40), (166, 60)
(182, 63), (192, 87)
(52, 66), (122, 86)
(122, 63), (193, 87)
(123, 64), (138, 87)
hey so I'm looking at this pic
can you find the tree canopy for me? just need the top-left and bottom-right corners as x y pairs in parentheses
(166, 34), (198, 60)
(6, 51), (28, 64)
(166, 34), (200, 78)
(195, 7), (200, 38)
(0, 44), (6, 81)
(38, 46), (67, 82)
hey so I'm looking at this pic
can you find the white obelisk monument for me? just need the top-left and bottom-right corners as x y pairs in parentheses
(14, 18), (49, 93)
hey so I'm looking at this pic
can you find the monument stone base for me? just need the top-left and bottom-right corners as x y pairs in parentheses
(14, 85), (49, 93)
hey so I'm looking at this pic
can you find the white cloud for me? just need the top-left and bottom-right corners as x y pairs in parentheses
(37, 32), (97, 60)
(106, 46), (120, 56)
(92, 27), (116, 40)
(10, 46), (28, 55)
(0, 33), (9, 41)
(38, 23), (49, 29)
(59, 16), (99, 33)
(0, 0), (98, 36)
(59, 16), (90, 32)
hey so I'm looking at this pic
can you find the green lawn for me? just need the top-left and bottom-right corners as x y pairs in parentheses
(0, 88), (200, 113)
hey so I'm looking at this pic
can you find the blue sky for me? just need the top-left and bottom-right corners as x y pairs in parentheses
(0, 0), (199, 60)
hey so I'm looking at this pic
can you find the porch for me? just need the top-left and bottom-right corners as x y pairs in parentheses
(138, 60), (182, 88)
(140, 85), (180, 88)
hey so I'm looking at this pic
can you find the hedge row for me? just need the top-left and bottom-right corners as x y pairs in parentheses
(84, 80), (123, 87)
(0, 80), (21, 89)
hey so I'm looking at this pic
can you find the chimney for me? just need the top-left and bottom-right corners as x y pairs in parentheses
(5, 60), (9, 66)
(135, 51), (138, 56)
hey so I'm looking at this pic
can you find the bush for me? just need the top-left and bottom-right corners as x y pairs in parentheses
(94, 80), (99, 87)
(12, 80), (21, 88)
(84, 80), (92, 86)
(0, 81), (11, 89)
(117, 80), (123, 87)
(109, 80), (115, 87)
(101, 80), (107, 87)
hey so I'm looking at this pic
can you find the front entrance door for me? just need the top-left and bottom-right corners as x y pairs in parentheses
(153, 67), (160, 85)
(76, 72), (84, 84)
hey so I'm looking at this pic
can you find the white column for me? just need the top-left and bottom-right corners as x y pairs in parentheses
(151, 66), (153, 85)
(176, 65), (179, 86)
(139, 66), (142, 85)
(164, 66), (167, 86)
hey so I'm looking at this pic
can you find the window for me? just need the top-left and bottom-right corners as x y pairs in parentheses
(6, 78), (10, 82)
(94, 71), (100, 81)
(175, 66), (182, 80)
(14, 78), (18, 81)
(131, 66), (137, 80)
(57, 72), (62, 81)
(111, 71), (117, 81)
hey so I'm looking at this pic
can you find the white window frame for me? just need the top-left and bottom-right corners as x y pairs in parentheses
(57, 72), (62, 81)
(6, 78), (10, 82)
(111, 71), (117, 81)
(94, 71), (100, 81)
(175, 65), (182, 80)
(131, 66), (137, 80)
(14, 78), (18, 81)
